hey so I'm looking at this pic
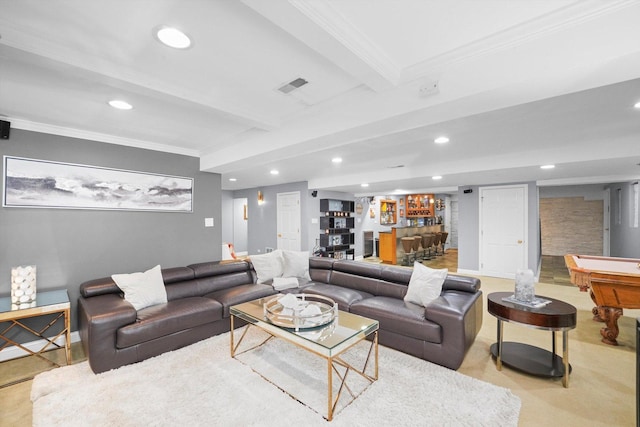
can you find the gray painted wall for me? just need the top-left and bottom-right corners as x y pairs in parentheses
(457, 182), (540, 274)
(1, 129), (222, 335)
(457, 186), (480, 270)
(233, 181), (309, 255)
(607, 181), (640, 257)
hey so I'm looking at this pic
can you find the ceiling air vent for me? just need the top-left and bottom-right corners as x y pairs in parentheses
(277, 78), (308, 94)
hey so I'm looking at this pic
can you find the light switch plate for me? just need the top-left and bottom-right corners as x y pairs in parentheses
(205, 218), (214, 227)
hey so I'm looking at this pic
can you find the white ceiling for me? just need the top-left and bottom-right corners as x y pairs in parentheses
(1, 0), (640, 195)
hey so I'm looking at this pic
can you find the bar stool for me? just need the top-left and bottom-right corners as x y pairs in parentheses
(439, 232), (449, 255)
(432, 232), (442, 256)
(436, 231), (442, 256)
(413, 235), (423, 262)
(422, 234), (434, 260)
(400, 237), (415, 266)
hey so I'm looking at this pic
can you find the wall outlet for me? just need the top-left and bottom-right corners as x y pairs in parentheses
(265, 247), (274, 253)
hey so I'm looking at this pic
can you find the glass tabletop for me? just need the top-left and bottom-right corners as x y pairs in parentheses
(231, 297), (378, 357)
(0, 289), (69, 315)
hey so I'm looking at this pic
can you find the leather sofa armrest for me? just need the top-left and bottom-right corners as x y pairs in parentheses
(423, 290), (483, 369)
(442, 274), (481, 293)
(79, 293), (137, 329)
(424, 295), (466, 325)
(78, 293), (137, 372)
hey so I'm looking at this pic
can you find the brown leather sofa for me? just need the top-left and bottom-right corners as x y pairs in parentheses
(78, 257), (482, 373)
(302, 258), (482, 370)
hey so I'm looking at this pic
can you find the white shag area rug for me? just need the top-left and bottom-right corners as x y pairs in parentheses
(31, 328), (520, 426)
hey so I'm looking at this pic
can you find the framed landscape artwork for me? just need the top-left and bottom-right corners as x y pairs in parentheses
(3, 156), (193, 212)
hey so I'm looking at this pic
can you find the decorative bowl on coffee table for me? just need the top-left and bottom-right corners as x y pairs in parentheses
(263, 294), (337, 331)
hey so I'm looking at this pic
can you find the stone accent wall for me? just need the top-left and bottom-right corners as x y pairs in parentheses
(540, 197), (603, 256)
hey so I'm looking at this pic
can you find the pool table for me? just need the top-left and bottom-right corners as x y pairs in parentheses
(564, 254), (640, 345)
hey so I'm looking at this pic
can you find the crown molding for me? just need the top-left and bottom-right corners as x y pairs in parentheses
(537, 174), (640, 187)
(291, 0), (402, 86)
(10, 118), (200, 157)
(400, 0), (639, 83)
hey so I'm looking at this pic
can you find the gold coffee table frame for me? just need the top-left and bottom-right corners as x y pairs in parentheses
(230, 297), (379, 421)
(0, 289), (72, 387)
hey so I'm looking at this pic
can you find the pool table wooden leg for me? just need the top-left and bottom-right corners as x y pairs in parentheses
(597, 306), (623, 346)
(590, 290), (604, 322)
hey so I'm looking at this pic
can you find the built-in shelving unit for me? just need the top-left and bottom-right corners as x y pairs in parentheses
(380, 199), (397, 225)
(319, 199), (355, 260)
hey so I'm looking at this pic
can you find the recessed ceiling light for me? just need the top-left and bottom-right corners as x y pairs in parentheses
(634, 101), (640, 109)
(332, 157), (343, 164)
(270, 169), (279, 175)
(108, 100), (133, 110)
(434, 136), (449, 144)
(155, 26), (191, 49)
(361, 183), (369, 187)
(432, 175), (443, 180)
(228, 178), (237, 182)
(540, 164), (555, 169)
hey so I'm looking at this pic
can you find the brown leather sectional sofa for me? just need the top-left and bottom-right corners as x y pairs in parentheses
(78, 257), (483, 374)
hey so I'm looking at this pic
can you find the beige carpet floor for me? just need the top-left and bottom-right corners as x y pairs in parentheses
(458, 276), (637, 427)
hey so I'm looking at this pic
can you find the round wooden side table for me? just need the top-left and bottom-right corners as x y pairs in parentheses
(487, 291), (577, 388)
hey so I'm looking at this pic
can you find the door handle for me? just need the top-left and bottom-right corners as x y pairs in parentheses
(277, 233), (282, 238)
(517, 240), (523, 244)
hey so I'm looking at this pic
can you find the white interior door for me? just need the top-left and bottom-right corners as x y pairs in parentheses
(232, 198), (248, 254)
(277, 191), (301, 251)
(480, 185), (527, 279)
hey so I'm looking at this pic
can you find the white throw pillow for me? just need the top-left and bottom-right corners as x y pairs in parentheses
(281, 250), (311, 280)
(111, 265), (167, 311)
(250, 250), (284, 284)
(404, 262), (448, 307)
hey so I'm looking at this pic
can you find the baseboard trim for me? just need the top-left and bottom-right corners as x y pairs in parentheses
(0, 331), (81, 362)
(456, 268), (481, 276)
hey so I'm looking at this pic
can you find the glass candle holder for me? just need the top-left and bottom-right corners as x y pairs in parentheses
(514, 268), (535, 302)
(11, 265), (37, 310)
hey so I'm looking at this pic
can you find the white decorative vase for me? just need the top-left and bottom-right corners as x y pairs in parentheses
(514, 269), (535, 302)
(11, 265), (37, 310)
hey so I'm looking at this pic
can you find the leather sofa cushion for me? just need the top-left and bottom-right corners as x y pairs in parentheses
(302, 283), (373, 311)
(117, 297), (223, 349)
(187, 260), (252, 278)
(80, 266), (196, 298)
(350, 297), (442, 344)
(205, 283), (277, 317)
(332, 260), (382, 279)
(309, 256), (334, 283)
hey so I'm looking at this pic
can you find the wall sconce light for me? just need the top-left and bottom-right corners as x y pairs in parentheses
(257, 191), (264, 205)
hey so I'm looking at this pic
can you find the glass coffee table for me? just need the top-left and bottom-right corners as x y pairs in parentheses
(230, 296), (379, 421)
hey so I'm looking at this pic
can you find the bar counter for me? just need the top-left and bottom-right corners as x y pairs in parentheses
(379, 224), (443, 265)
